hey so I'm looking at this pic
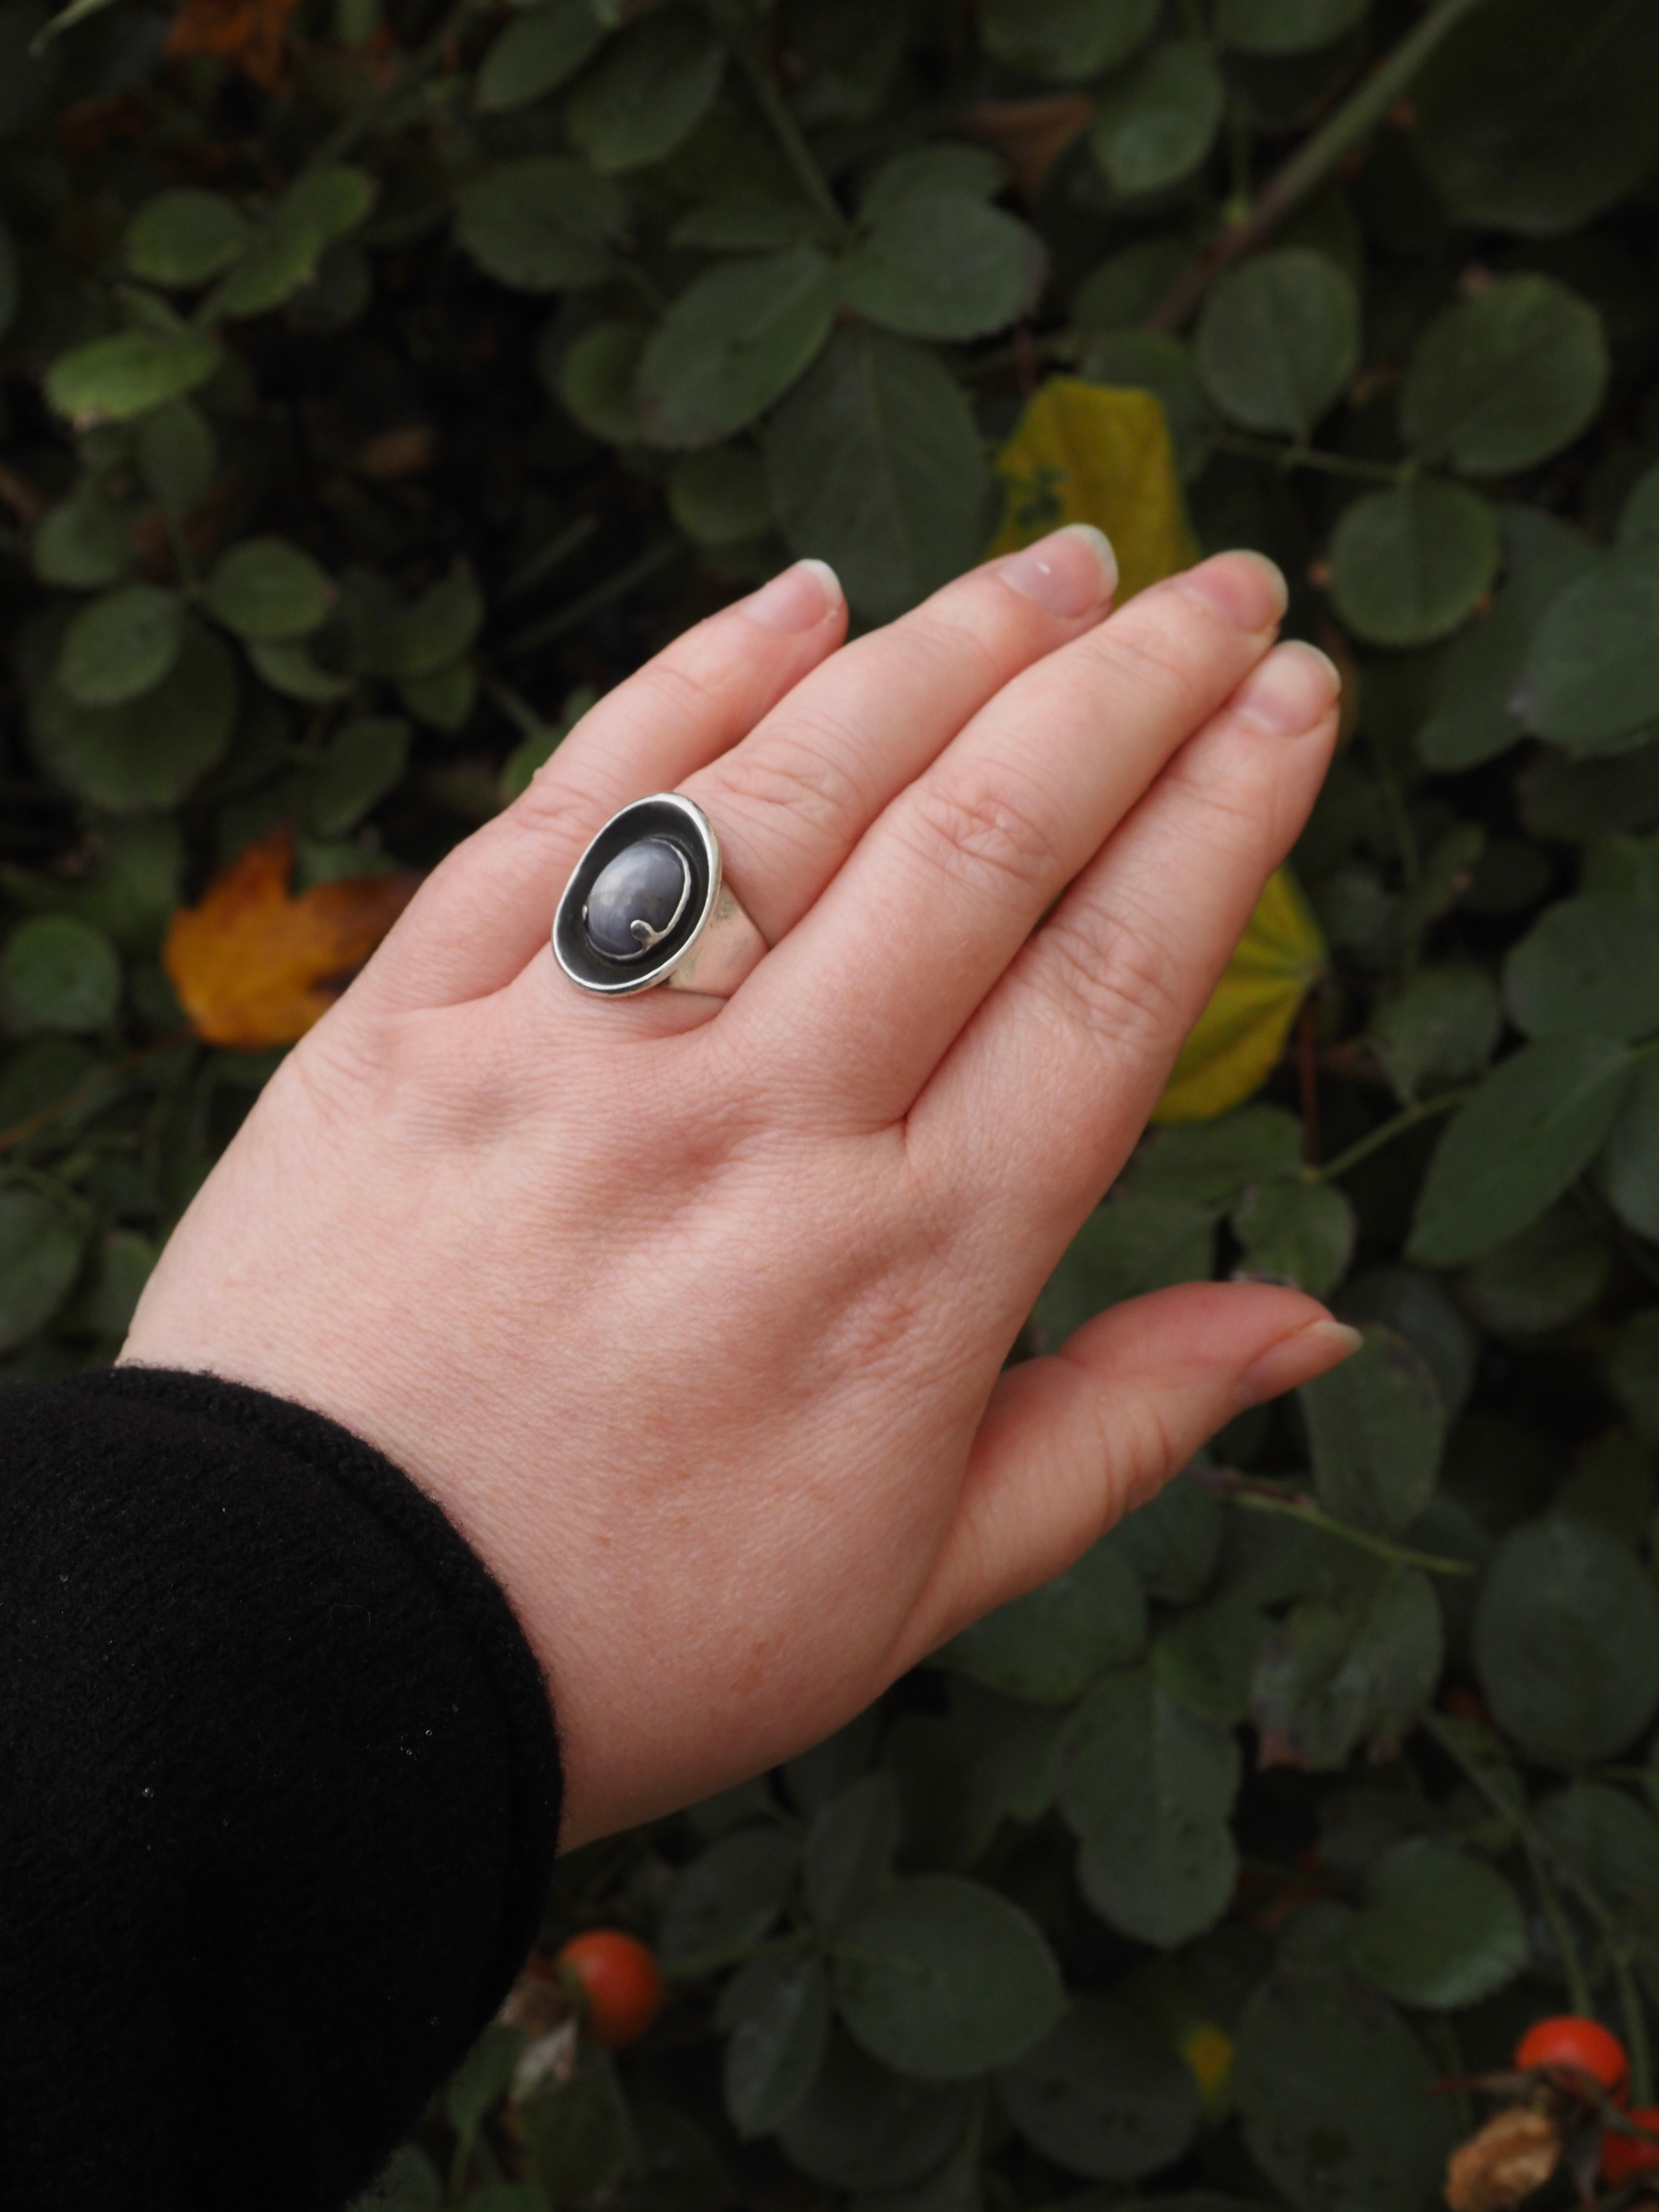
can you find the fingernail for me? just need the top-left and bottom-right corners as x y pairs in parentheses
(740, 558), (842, 632)
(995, 524), (1118, 618)
(1234, 1317), (1364, 1413)
(1178, 549), (1288, 632)
(1231, 640), (1343, 736)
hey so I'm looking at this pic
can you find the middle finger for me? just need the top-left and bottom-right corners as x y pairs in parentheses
(732, 551), (1287, 1121)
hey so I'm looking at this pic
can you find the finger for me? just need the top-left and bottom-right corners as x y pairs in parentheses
(912, 639), (1340, 1244)
(361, 559), (847, 1011)
(896, 1284), (1361, 1665)
(675, 524), (1121, 948)
(733, 552), (1288, 1119)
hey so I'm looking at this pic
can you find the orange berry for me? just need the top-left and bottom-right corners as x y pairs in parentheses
(1514, 2016), (1630, 2104)
(555, 1929), (664, 2049)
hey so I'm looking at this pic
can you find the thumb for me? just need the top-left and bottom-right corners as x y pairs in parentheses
(901, 1281), (1362, 1664)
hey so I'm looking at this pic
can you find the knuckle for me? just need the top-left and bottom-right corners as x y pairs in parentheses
(902, 767), (1065, 900)
(1088, 610), (1202, 707)
(1036, 897), (1189, 1059)
(702, 722), (869, 852)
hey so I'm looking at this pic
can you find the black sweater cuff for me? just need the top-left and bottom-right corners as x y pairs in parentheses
(0, 1366), (563, 2212)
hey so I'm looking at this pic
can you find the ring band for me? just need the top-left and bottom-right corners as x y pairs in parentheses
(552, 793), (767, 999)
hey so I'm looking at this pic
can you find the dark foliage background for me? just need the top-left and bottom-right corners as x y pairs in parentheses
(4, 0), (1659, 2204)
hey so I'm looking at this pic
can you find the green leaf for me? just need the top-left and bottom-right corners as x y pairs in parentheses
(667, 446), (774, 547)
(1414, 0), (1659, 236)
(1060, 1665), (1240, 1946)
(1234, 1963), (1457, 2212)
(45, 329), (223, 425)
(803, 1773), (899, 1932)
(859, 144), (1006, 220)
(377, 568), (484, 681)
(207, 166), (375, 320)
(1074, 237), (1193, 334)
(776, 2028), (972, 2190)
(980, 0), (1155, 81)
(1153, 1595), (1270, 1728)
(521, 2055), (633, 2203)
(839, 192), (1045, 343)
(32, 480), (133, 589)
(1603, 1054), (1659, 1240)
(1232, 1176), (1355, 1298)
(638, 247), (837, 450)
(3, 914), (120, 1035)
(0, 1185), (84, 1351)
(248, 638), (355, 704)
(935, 1535), (1146, 1703)
(565, 8), (723, 175)
(79, 1227), (156, 1338)
(556, 320), (646, 444)
(124, 188), (251, 285)
(1252, 1567), (1441, 1770)
(884, 1687), (1069, 1871)
(1609, 1311), (1659, 1445)
(454, 157), (626, 292)
(137, 398), (215, 515)
(1215, 0), (1367, 52)
(309, 717), (410, 837)
(660, 1825), (801, 1972)
(1408, 1035), (1636, 1266)
(1335, 1266), (1477, 1422)
(998, 1996), (1200, 2181)
(399, 660), (475, 734)
(1195, 248), (1359, 439)
(1474, 1516), (1659, 1765)
(1033, 1193), (1215, 1345)
(58, 582), (183, 707)
(1463, 1205), (1612, 1336)
(1522, 544), (1659, 751)
(1112, 1467), (1224, 1605)
(833, 1874), (1064, 2078)
(1090, 43), (1224, 198)
(29, 617), (236, 811)
(475, 0), (604, 113)
(1620, 463), (1659, 550)
(204, 536), (333, 643)
(1417, 509), (1598, 772)
(349, 2142), (443, 2209)
(1534, 1781), (1659, 1952)
(445, 2024), (525, 2145)
(1370, 964), (1502, 1100)
(719, 1954), (831, 2139)
(1132, 1105), (1305, 1203)
(1301, 1325), (1444, 1538)
(1506, 896), (1659, 1042)
(765, 326), (988, 623)
(1329, 479), (1500, 648)
(1400, 276), (1607, 475)
(1344, 1840), (1526, 2009)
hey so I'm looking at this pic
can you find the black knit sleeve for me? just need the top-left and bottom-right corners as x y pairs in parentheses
(0, 1367), (564, 2212)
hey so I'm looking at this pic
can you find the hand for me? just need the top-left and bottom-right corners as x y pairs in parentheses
(123, 529), (1355, 1847)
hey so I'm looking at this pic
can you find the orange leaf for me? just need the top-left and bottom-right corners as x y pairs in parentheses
(164, 826), (417, 1049)
(165, 0), (300, 89)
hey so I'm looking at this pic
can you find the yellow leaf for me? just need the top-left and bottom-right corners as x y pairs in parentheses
(1153, 867), (1327, 1124)
(990, 377), (1199, 601)
(991, 378), (1325, 1122)
(164, 824), (417, 1050)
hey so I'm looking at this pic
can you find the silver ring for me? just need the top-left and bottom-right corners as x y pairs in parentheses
(552, 793), (767, 999)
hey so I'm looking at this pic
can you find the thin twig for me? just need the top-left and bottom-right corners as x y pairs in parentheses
(0, 1032), (193, 1156)
(1195, 1465), (1475, 1575)
(501, 536), (685, 659)
(728, 36), (847, 239)
(1313, 1086), (1474, 1184)
(1212, 431), (1412, 486)
(305, 0), (473, 171)
(1143, 0), (1499, 334)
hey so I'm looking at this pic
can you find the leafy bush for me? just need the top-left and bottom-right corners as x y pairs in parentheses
(5, 0), (1659, 2204)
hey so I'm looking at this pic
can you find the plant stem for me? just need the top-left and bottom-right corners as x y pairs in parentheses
(1144, 0), (1499, 333)
(0, 1032), (192, 1156)
(306, 0), (473, 171)
(501, 535), (686, 659)
(728, 37), (847, 239)
(1199, 1468), (1475, 1575)
(1313, 1087), (1474, 1184)
(1213, 430), (1412, 486)
(1423, 1713), (1598, 2019)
